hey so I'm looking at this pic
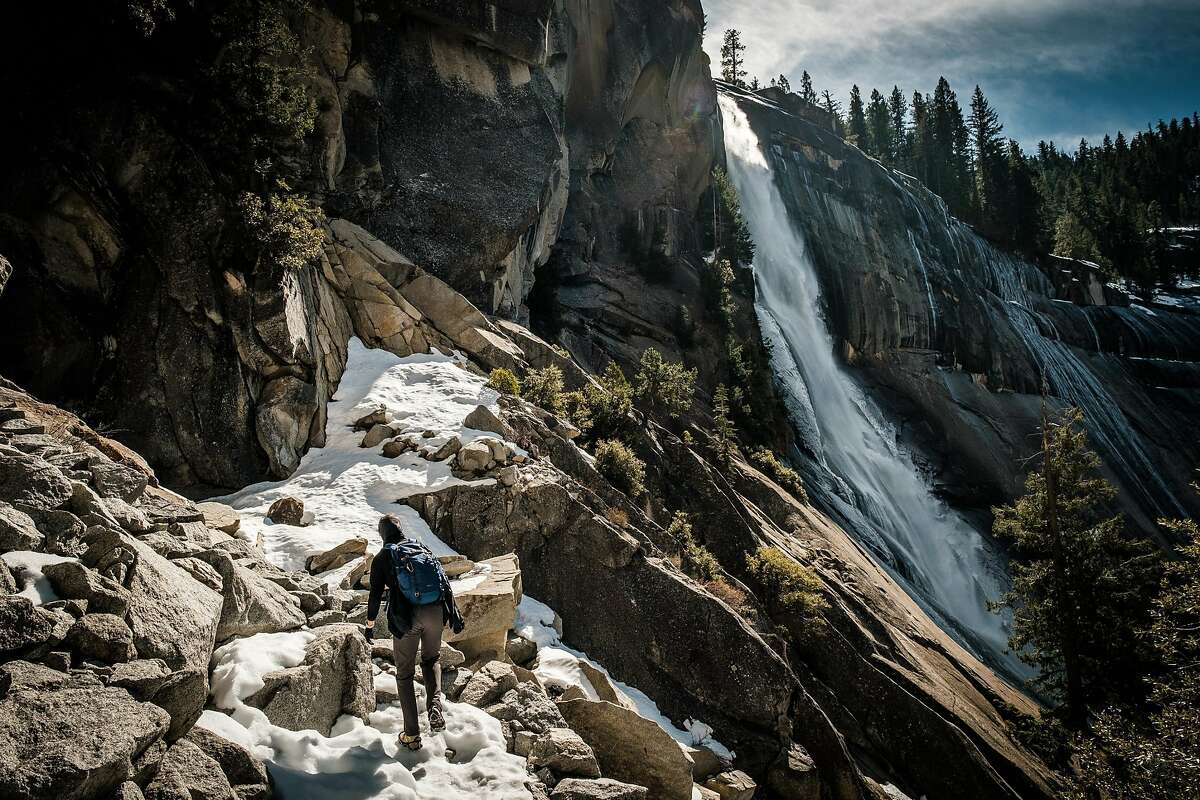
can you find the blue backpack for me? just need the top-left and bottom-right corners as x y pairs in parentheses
(387, 541), (444, 605)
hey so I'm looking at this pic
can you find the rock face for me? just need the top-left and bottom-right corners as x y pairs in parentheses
(726, 91), (1200, 530)
(244, 624), (372, 736)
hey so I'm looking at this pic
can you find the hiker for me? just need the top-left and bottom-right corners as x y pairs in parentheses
(365, 513), (465, 751)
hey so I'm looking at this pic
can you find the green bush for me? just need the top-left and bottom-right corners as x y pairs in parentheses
(746, 546), (827, 621)
(487, 368), (521, 396)
(667, 511), (722, 580)
(634, 349), (696, 419)
(751, 448), (808, 501)
(523, 365), (565, 414)
(565, 362), (633, 441)
(237, 191), (325, 271)
(594, 439), (646, 497)
(672, 304), (696, 347)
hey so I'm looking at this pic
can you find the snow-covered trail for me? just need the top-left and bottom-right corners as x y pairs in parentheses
(204, 338), (727, 799)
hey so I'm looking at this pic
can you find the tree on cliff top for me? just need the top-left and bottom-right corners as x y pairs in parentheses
(991, 406), (1161, 725)
(848, 85), (868, 149)
(720, 29), (747, 87)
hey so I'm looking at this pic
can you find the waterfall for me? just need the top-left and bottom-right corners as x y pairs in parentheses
(718, 94), (1028, 678)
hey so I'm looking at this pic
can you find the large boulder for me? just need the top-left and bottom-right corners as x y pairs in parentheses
(81, 530), (222, 673)
(528, 728), (601, 778)
(549, 778), (649, 800)
(445, 553), (521, 659)
(558, 698), (695, 800)
(265, 497), (305, 526)
(0, 596), (71, 658)
(0, 446), (72, 511)
(456, 440), (493, 473)
(87, 460), (148, 504)
(195, 503), (240, 536)
(244, 624), (372, 736)
(43, 561), (131, 616)
(484, 682), (567, 736)
(195, 550), (305, 641)
(767, 744), (821, 800)
(148, 667), (208, 742)
(143, 738), (235, 800)
(0, 501), (43, 550)
(305, 538), (367, 573)
(185, 727), (272, 800)
(459, 660), (518, 707)
(66, 613), (137, 663)
(0, 686), (169, 800)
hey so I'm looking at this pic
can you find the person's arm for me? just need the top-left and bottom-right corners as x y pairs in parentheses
(364, 551), (389, 640)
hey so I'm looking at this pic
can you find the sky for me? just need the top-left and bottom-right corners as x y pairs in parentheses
(701, 0), (1200, 153)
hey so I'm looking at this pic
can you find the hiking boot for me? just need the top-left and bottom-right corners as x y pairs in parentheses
(398, 732), (422, 752)
(428, 705), (446, 732)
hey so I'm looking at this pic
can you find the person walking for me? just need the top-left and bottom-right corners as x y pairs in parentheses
(364, 513), (465, 751)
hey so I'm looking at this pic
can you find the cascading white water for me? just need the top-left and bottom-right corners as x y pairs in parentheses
(718, 94), (1027, 677)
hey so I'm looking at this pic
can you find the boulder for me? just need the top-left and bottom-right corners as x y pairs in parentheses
(113, 782), (145, 800)
(87, 460), (148, 504)
(485, 682), (566, 735)
(498, 465), (520, 487)
(101, 497), (151, 533)
(307, 610), (347, 627)
(195, 502), (241, 535)
(143, 738), (235, 800)
(446, 553), (521, 660)
(340, 554), (372, 590)
(0, 501), (43, 551)
(439, 641), (466, 668)
(265, 497), (305, 526)
(528, 728), (601, 778)
(550, 778), (649, 800)
(439, 554), (475, 578)
(687, 746), (724, 781)
(352, 407), (391, 431)
(0, 660), (69, 694)
(291, 591), (324, 615)
(558, 698), (695, 800)
(147, 667), (207, 742)
(244, 624), (372, 736)
(195, 550), (305, 641)
(577, 662), (635, 711)
(506, 633), (537, 666)
(444, 667), (472, 701)
(172, 558), (224, 593)
(67, 613), (137, 663)
(430, 437), (462, 461)
(360, 423), (396, 449)
(185, 727), (271, 799)
(767, 744), (820, 800)
(459, 660), (517, 707)
(305, 538), (367, 573)
(43, 561), (131, 616)
(464, 405), (509, 437)
(0, 446), (72, 511)
(0, 686), (169, 800)
(456, 440), (493, 473)
(82, 531), (222, 673)
(0, 562), (16, 595)
(381, 439), (411, 458)
(108, 659), (172, 698)
(0, 596), (70, 658)
(703, 771), (756, 800)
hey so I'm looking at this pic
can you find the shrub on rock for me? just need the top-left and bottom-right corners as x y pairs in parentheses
(593, 440), (645, 497)
(523, 366), (565, 414)
(487, 368), (521, 396)
(746, 547), (827, 622)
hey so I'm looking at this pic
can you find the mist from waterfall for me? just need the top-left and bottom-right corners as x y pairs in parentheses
(718, 93), (1027, 678)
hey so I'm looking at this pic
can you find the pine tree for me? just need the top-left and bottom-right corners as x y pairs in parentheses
(634, 348), (697, 419)
(820, 90), (844, 135)
(710, 167), (755, 267)
(848, 85), (867, 149)
(991, 406), (1161, 725)
(720, 29), (746, 87)
(969, 85), (1005, 219)
(749, 76), (760, 91)
(712, 384), (736, 466)
(866, 88), (892, 161)
(888, 86), (906, 166)
(800, 70), (815, 103)
(776, 74), (791, 93)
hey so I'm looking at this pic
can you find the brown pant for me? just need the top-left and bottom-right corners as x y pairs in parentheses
(392, 602), (444, 735)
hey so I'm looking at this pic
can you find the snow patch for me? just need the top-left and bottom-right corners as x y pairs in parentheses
(1, 551), (75, 605)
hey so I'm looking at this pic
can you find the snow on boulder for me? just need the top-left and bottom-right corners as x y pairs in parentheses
(558, 698), (696, 800)
(446, 553), (522, 660)
(243, 624), (372, 736)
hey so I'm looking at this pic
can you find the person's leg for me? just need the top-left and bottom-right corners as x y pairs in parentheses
(417, 603), (444, 709)
(392, 623), (423, 738)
